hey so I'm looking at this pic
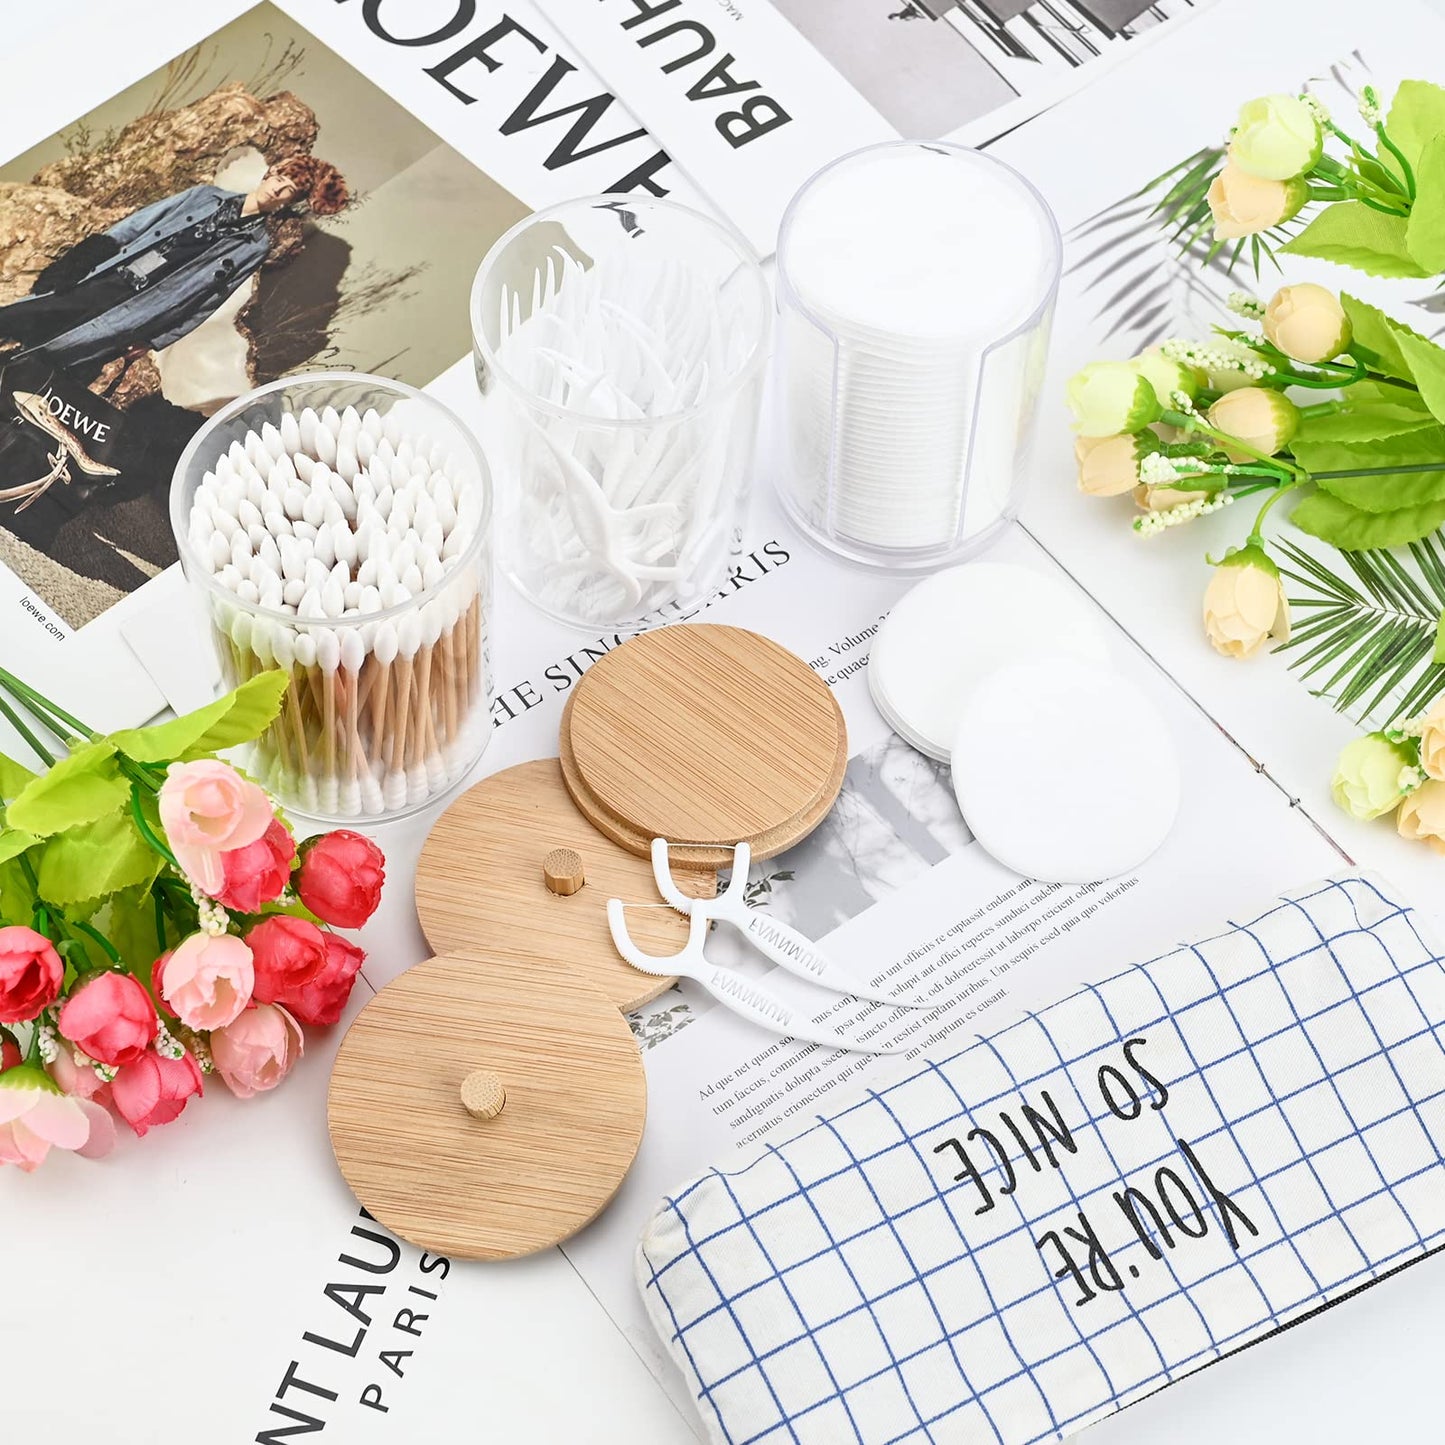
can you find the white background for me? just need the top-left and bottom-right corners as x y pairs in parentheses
(4, 2), (1445, 1442)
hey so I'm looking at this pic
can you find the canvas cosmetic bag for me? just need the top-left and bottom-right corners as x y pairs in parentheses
(637, 874), (1445, 1445)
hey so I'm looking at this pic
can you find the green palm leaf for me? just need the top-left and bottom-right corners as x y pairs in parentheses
(1275, 535), (1445, 724)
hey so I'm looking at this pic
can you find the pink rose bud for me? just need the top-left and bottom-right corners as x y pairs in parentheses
(246, 915), (328, 1005)
(158, 759), (273, 895)
(296, 830), (386, 930)
(110, 1048), (204, 1136)
(211, 1004), (304, 1099)
(57, 972), (156, 1068)
(278, 932), (365, 1027)
(156, 932), (255, 1032)
(47, 1044), (107, 1102)
(0, 1064), (108, 1170)
(213, 819), (297, 914)
(0, 925), (63, 1023)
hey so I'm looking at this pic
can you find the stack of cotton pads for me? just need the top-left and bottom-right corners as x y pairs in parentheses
(774, 142), (1060, 564)
(870, 563), (1180, 883)
(182, 402), (488, 819)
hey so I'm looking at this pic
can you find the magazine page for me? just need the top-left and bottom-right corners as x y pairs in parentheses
(532, 0), (1216, 256)
(0, 0), (703, 734)
(554, 513), (1351, 1428)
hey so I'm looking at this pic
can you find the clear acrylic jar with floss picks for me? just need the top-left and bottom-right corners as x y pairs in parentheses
(470, 195), (771, 628)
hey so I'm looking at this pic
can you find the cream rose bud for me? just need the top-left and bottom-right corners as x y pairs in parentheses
(1332, 733), (1421, 821)
(1206, 388), (1301, 462)
(1066, 361), (1162, 438)
(1416, 695), (1445, 781)
(1202, 545), (1289, 659)
(1208, 162), (1308, 240)
(1398, 780), (1445, 854)
(1230, 94), (1324, 180)
(1077, 434), (1156, 497)
(1263, 283), (1353, 365)
(1133, 349), (1200, 408)
(1133, 483), (1211, 511)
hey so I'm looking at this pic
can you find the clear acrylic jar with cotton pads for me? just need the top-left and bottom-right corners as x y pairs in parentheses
(773, 141), (1061, 569)
(170, 372), (493, 823)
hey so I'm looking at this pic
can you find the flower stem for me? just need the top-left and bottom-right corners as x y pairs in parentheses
(0, 691), (55, 770)
(0, 665), (90, 740)
(1311, 461), (1445, 481)
(1249, 479), (1304, 543)
(1374, 124), (1416, 200)
(1162, 407), (1305, 477)
(129, 786), (179, 871)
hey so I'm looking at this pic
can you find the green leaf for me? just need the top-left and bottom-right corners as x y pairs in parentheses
(1395, 331), (1445, 425)
(0, 856), (36, 918)
(0, 829), (40, 866)
(1295, 404), (1435, 444)
(1350, 380), (1432, 412)
(35, 809), (162, 906)
(1295, 427), (1445, 510)
(1341, 294), (1427, 382)
(100, 886), (169, 977)
(1281, 203), (1429, 278)
(1292, 490), (1445, 549)
(1406, 135), (1445, 273)
(0, 752), (35, 801)
(1436, 609), (1445, 664)
(1275, 534), (1445, 726)
(5, 741), (128, 838)
(1386, 80), (1445, 169)
(108, 671), (289, 764)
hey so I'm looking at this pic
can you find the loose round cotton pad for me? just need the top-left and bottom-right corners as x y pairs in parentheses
(870, 563), (1111, 762)
(950, 657), (1180, 884)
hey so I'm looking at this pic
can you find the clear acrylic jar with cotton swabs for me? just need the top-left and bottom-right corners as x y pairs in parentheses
(470, 196), (770, 628)
(170, 372), (493, 823)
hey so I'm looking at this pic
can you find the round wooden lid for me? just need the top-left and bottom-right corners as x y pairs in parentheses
(560, 625), (847, 868)
(415, 759), (715, 1013)
(328, 951), (647, 1261)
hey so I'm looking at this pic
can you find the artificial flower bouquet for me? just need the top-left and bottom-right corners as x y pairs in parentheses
(1065, 80), (1445, 848)
(0, 666), (385, 1171)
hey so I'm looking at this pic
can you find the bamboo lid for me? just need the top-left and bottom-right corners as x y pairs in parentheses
(328, 951), (647, 1260)
(415, 759), (715, 1013)
(559, 625), (847, 870)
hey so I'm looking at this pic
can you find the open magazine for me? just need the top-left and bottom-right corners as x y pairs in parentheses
(0, 0), (705, 732)
(6, 0), (1445, 1441)
(532, 0), (1217, 255)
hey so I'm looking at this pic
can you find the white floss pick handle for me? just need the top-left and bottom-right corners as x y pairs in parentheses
(870, 563), (1111, 762)
(774, 142), (1060, 566)
(950, 657), (1180, 885)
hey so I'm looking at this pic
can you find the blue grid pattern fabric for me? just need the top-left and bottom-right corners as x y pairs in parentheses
(637, 875), (1445, 1445)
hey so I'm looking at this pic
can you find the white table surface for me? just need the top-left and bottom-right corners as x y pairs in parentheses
(8, 2), (1445, 1441)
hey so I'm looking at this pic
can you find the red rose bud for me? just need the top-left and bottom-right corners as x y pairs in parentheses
(278, 932), (365, 1027)
(213, 819), (297, 914)
(1, 1039), (21, 1071)
(110, 1048), (203, 1136)
(0, 925), (64, 1024)
(57, 971), (156, 1067)
(246, 915), (328, 1004)
(296, 830), (385, 930)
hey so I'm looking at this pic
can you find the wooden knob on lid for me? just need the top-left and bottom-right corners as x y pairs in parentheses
(543, 847), (585, 895)
(460, 1069), (505, 1120)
